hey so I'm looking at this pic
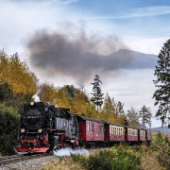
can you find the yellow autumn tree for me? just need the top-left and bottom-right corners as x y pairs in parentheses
(55, 89), (70, 108)
(38, 83), (57, 104)
(99, 93), (117, 122)
(84, 104), (98, 119)
(0, 50), (8, 85)
(0, 51), (37, 100)
(70, 93), (87, 115)
(38, 84), (70, 108)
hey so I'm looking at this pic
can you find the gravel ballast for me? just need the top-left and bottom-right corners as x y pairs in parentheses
(0, 155), (59, 170)
(0, 148), (110, 170)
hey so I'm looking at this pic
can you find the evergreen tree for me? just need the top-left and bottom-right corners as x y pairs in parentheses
(91, 75), (104, 112)
(139, 105), (152, 130)
(153, 39), (170, 127)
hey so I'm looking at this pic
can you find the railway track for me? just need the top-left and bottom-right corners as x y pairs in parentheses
(0, 153), (53, 166)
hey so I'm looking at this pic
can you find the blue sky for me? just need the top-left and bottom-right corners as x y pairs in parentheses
(1, 0), (170, 127)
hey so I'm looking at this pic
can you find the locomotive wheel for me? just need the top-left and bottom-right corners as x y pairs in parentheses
(80, 141), (86, 148)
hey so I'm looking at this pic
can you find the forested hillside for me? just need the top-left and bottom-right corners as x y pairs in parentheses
(0, 49), (152, 155)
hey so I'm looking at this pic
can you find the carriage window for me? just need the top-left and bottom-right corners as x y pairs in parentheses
(99, 125), (101, 132)
(87, 123), (90, 131)
(113, 127), (115, 134)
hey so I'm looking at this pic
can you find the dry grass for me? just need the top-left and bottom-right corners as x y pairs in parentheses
(42, 133), (170, 170)
(41, 157), (85, 170)
(137, 151), (166, 170)
(152, 132), (170, 139)
(42, 147), (167, 170)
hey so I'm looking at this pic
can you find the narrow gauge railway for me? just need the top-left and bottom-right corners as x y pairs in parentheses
(0, 153), (52, 166)
(15, 102), (151, 153)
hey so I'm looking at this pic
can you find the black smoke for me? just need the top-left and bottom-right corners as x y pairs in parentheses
(27, 26), (156, 83)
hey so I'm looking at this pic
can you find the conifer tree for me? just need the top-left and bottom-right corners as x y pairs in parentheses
(153, 39), (170, 127)
(91, 75), (104, 112)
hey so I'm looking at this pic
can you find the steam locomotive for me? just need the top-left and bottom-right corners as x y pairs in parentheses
(15, 102), (151, 153)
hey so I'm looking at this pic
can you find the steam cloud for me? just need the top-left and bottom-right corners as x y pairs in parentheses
(53, 147), (89, 156)
(26, 25), (137, 83)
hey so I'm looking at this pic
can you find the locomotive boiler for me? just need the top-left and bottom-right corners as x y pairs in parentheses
(15, 102), (79, 153)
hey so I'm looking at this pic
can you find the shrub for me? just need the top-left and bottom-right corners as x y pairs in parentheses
(120, 142), (131, 150)
(0, 103), (20, 156)
(133, 145), (142, 153)
(150, 132), (170, 169)
(72, 149), (140, 170)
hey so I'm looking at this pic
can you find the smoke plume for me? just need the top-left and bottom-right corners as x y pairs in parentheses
(27, 24), (134, 83)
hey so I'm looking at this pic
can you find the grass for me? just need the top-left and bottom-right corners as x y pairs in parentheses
(41, 157), (84, 170)
(42, 133), (170, 170)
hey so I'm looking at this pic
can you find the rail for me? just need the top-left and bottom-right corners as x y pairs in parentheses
(0, 153), (53, 166)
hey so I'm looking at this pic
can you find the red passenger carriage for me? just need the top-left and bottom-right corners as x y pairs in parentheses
(125, 127), (138, 142)
(146, 130), (151, 141)
(104, 122), (125, 142)
(139, 129), (146, 141)
(77, 116), (104, 146)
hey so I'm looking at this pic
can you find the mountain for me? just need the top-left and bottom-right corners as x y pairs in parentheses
(151, 126), (170, 133)
(116, 49), (158, 69)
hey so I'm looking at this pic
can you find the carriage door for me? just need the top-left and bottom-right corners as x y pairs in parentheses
(104, 124), (107, 141)
(91, 123), (94, 140)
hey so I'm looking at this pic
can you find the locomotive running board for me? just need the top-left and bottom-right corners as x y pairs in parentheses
(15, 147), (49, 153)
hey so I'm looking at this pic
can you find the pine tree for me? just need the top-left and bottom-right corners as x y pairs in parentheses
(139, 105), (152, 130)
(153, 39), (170, 127)
(91, 75), (104, 112)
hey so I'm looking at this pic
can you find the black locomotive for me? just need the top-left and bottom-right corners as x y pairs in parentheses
(16, 102), (79, 153)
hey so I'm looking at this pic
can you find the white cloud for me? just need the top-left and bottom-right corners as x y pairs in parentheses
(123, 36), (167, 55)
(85, 6), (170, 20)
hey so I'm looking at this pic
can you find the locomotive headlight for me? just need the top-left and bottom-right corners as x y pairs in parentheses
(20, 128), (25, 133)
(38, 129), (43, 133)
(30, 101), (34, 106)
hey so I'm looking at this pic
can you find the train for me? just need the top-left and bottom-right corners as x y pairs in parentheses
(15, 102), (151, 153)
